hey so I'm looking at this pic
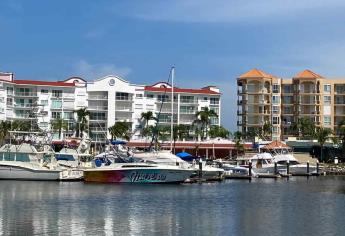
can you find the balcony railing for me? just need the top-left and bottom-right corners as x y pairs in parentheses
(88, 106), (108, 111)
(88, 95), (108, 100)
(180, 99), (197, 104)
(15, 92), (37, 97)
(116, 96), (133, 101)
(14, 103), (35, 108)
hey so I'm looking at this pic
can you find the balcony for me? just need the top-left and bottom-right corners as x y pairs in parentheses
(15, 92), (37, 97)
(180, 99), (197, 104)
(116, 106), (133, 112)
(88, 95), (108, 100)
(115, 96), (133, 101)
(89, 127), (107, 132)
(88, 106), (108, 111)
(14, 103), (35, 109)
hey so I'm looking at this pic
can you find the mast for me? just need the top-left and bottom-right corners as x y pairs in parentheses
(170, 66), (175, 152)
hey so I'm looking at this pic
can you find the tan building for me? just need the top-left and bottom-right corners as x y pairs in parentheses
(237, 68), (345, 140)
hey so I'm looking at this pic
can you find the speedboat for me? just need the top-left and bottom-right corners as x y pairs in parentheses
(0, 143), (60, 180)
(83, 162), (194, 183)
(273, 154), (317, 175)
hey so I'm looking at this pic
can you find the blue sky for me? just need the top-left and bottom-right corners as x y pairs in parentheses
(1, 0), (345, 131)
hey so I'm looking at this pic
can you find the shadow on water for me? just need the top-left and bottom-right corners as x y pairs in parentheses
(0, 177), (344, 235)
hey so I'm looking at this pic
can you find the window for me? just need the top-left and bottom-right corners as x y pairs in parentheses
(41, 100), (48, 106)
(272, 126), (279, 133)
(64, 112), (74, 120)
(135, 104), (143, 109)
(180, 106), (195, 114)
(146, 94), (154, 99)
(203, 97), (208, 101)
(272, 116), (280, 125)
(6, 87), (13, 95)
(41, 89), (49, 94)
(51, 112), (61, 119)
(324, 96), (331, 105)
(6, 98), (13, 106)
(272, 96), (280, 104)
(51, 100), (62, 109)
(89, 112), (106, 121)
(116, 92), (130, 101)
(210, 97), (219, 105)
(272, 84), (280, 93)
(272, 106), (280, 114)
(323, 84), (331, 93)
(180, 96), (195, 103)
(52, 90), (62, 98)
(324, 116), (331, 126)
(283, 85), (293, 93)
(136, 94), (143, 98)
(157, 94), (169, 102)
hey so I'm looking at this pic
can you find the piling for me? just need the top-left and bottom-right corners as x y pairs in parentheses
(316, 161), (319, 175)
(274, 161), (278, 175)
(286, 160), (290, 175)
(198, 160), (203, 179)
(307, 161), (310, 174)
(248, 161), (252, 177)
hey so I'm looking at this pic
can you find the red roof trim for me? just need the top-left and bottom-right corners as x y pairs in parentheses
(14, 80), (75, 87)
(144, 86), (220, 95)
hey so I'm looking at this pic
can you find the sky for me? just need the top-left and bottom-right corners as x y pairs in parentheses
(1, 0), (345, 132)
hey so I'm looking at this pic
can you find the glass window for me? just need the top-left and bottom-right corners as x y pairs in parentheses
(136, 94), (143, 98)
(41, 100), (48, 106)
(51, 112), (61, 119)
(41, 89), (49, 94)
(51, 100), (62, 109)
(272, 116), (280, 125)
(157, 94), (170, 102)
(6, 87), (13, 95)
(272, 84), (280, 93)
(272, 96), (280, 104)
(324, 96), (331, 105)
(52, 90), (62, 98)
(323, 84), (331, 93)
(210, 97), (219, 105)
(272, 106), (280, 114)
(6, 98), (13, 106)
(324, 116), (331, 126)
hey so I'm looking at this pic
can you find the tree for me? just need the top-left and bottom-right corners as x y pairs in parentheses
(11, 120), (31, 131)
(194, 107), (218, 140)
(315, 127), (332, 162)
(262, 121), (272, 140)
(0, 121), (12, 144)
(233, 131), (244, 157)
(172, 124), (189, 153)
(209, 125), (230, 139)
(51, 118), (67, 139)
(75, 108), (90, 138)
(108, 122), (132, 141)
(140, 111), (155, 127)
(292, 118), (316, 139)
(337, 120), (345, 157)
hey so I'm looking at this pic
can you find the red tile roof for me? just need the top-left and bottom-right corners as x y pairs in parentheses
(238, 68), (275, 79)
(261, 141), (291, 150)
(294, 69), (323, 79)
(144, 86), (220, 95)
(14, 80), (75, 87)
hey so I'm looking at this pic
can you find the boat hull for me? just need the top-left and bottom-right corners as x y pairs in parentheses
(84, 167), (193, 183)
(0, 164), (60, 181)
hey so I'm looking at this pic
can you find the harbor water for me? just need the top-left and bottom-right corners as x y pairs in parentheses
(0, 177), (344, 236)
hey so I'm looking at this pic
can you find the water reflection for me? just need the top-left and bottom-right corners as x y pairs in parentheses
(0, 177), (344, 235)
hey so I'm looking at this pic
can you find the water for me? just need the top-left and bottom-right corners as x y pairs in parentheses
(0, 177), (344, 236)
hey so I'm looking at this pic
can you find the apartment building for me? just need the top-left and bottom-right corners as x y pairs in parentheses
(0, 72), (221, 142)
(237, 68), (345, 140)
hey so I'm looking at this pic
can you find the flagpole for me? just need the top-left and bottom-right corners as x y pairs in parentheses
(170, 66), (175, 152)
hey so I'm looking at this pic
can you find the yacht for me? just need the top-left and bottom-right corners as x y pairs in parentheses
(273, 153), (317, 175)
(0, 143), (61, 180)
(83, 161), (194, 184)
(238, 153), (286, 177)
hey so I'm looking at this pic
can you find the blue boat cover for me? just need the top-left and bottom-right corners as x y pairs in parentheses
(176, 152), (197, 161)
(111, 140), (127, 145)
(56, 154), (75, 161)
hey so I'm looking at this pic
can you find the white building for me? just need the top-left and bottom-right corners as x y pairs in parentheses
(0, 72), (221, 142)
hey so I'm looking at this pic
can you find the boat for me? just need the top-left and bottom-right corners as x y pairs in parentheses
(0, 143), (61, 180)
(83, 162), (194, 184)
(237, 153), (286, 177)
(273, 153), (317, 175)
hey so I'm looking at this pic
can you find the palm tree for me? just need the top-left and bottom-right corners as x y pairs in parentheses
(11, 120), (31, 131)
(75, 108), (90, 138)
(108, 122), (132, 141)
(233, 131), (244, 157)
(51, 118), (67, 139)
(172, 124), (189, 153)
(337, 120), (345, 157)
(140, 111), (155, 127)
(262, 121), (272, 140)
(315, 127), (332, 162)
(0, 121), (12, 145)
(194, 107), (218, 140)
(209, 125), (230, 139)
(292, 118), (316, 139)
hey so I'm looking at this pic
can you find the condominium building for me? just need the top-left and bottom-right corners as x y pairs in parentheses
(0, 72), (221, 142)
(237, 68), (345, 140)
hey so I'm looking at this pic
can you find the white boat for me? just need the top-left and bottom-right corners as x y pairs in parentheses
(83, 162), (194, 183)
(273, 154), (317, 175)
(246, 153), (286, 177)
(133, 150), (224, 181)
(0, 143), (60, 180)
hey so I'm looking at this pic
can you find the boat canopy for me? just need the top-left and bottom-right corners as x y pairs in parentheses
(176, 152), (197, 161)
(111, 140), (127, 145)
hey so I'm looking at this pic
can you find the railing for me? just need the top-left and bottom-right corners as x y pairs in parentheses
(88, 106), (108, 110)
(89, 127), (107, 132)
(116, 96), (133, 101)
(14, 103), (35, 108)
(180, 110), (195, 114)
(88, 95), (108, 100)
(116, 107), (133, 112)
(15, 92), (37, 97)
(180, 99), (197, 104)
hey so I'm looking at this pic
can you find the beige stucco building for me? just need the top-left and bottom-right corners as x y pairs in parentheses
(237, 68), (345, 140)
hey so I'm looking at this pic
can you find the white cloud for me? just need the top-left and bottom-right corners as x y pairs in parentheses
(73, 60), (132, 80)
(130, 0), (345, 23)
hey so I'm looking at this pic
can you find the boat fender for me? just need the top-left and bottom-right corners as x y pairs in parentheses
(95, 159), (102, 167)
